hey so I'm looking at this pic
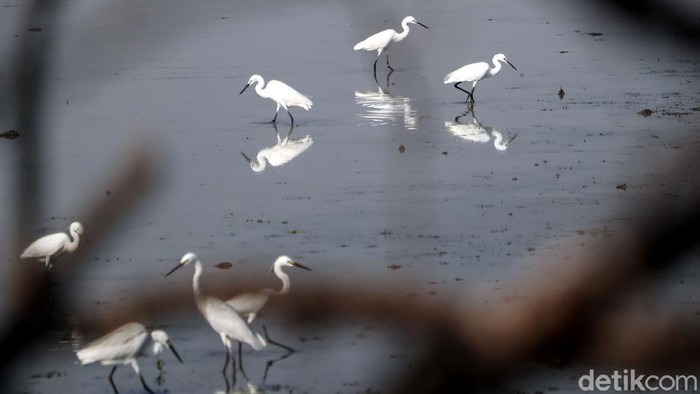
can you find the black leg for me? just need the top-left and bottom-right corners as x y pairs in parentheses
(222, 349), (230, 376)
(287, 110), (295, 127)
(386, 53), (394, 72)
(108, 366), (119, 394)
(469, 86), (476, 103)
(263, 325), (296, 354)
(373, 57), (379, 78)
(454, 82), (473, 102)
(270, 111), (278, 124)
(138, 374), (154, 394)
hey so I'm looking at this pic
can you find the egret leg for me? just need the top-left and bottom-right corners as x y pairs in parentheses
(263, 325), (295, 354)
(453, 82), (473, 102)
(270, 111), (278, 124)
(372, 57), (379, 78)
(108, 366), (119, 394)
(469, 86), (477, 103)
(130, 360), (154, 394)
(286, 110), (295, 127)
(222, 347), (230, 375)
(386, 53), (394, 72)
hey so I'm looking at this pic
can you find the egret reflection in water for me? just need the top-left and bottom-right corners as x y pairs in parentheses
(444, 108), (517, 151)
(354, 84), (417, 131)
(241, 125), (314, 172)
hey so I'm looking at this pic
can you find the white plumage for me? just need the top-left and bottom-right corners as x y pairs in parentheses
(76, 322), (182, 393)
(241, 132), (313, 173)
(354, 16), (429, 76)
(165, 253), (266, 377)
(240, 74), (312, 126)
(444, 53), (517, 102)
(21, 221), (84, 269)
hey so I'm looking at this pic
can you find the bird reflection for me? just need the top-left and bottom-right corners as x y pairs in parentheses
(241, 125), (313, 172)
(354, 84), (417, 131)
(444, 108), (517, 151)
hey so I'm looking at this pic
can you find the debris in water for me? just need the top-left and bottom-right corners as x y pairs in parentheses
(27, 27), (43, 32)
(638, 109), (653, 117)
(558, 87), (565, 100)
(215, 262), (233, 269)
(616, 183), (628, 191)
(398, 144), (406, 153)
(588, 32), (603, 36)
(0, 129), (20, 139)
(387, 264), (402, 270)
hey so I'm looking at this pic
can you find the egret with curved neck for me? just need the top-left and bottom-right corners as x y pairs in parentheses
(444, 53), (517, 103)
(227, 255), (311, 354)
(21, 221), (85, 269)
(240, 74), (312, 126)
(354, 16), (429, 77)
(165, 252), (266, 382)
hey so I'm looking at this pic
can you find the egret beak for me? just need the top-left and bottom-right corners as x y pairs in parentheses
(167, 340), (183, 363)
(241, 151), (252, 163)
(81, 235), (91, 245)
(164, 262), (185, 277)
(239, 83), (251, 95)
(416, 21), (429, 29)
(506, 60), (517, 71)
(291, 261), (311, 271)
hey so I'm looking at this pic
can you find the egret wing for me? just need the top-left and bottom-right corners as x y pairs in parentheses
(21, 233), (68, 258)
(444, 62), (490, 84)
(202, 297), (265, 350)
(226, 290), (271, 316)
(354, 29), (394, 51)
(266, 80), (312, 110)
(76, 322), (148, 365)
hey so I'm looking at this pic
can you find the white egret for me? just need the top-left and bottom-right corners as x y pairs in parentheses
(21, 221), (84, 269)
(239, 74), (312, 126)
(226, 255), (311, 353)
(76, 322), (182, 394)
(165, 252), (266, 379)
(444, 53), (517, 103)
(353, 16), (429, 76)
(241, 129), (314, 173)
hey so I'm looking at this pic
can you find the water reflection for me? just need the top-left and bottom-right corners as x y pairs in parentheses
(215, 351), (295, 394)
(444, 109), (517, 151)
(241, 125), (314, 172)
(354, 84), (417, 131)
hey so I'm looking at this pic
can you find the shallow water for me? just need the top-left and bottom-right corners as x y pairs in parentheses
(1, 0), (699, 392)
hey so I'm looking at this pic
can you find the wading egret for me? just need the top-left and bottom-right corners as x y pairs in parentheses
(353, 16), (429, 77)
(227, 255), (311, 353)
(21, 221), (84, 269)
(444, 53), (517, 103)
(165, 253), (266, 380)
(239, 74), (312, 126)
(76, 322), (182, 394)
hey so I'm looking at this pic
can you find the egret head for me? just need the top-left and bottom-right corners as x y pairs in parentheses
(165, 252), (198, 277)
(272, 255), (311, 272)
(404, 16), (429, 30)
(239, 74), (264, 95)
(150, 330), (183, 363)
(495, 53), (517, 71)
(70, 222), (84, 235)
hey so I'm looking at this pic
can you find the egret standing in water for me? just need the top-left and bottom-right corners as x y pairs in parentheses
(165, 253), (266, 381)
(21, 221), (84, 269)
(227, 255), (311, 354)
(76, 322), (182, 394)
(240, 74), (313, 126)
(444, 53), (517, 103)
(353, 16), (429, 77)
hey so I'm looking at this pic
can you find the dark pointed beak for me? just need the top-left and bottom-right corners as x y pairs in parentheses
(164, 262), (185, 277)
(241, 151), (252, 163)
(416, 21), (429, 29)
(239, 83), (251, 95)
(506, 60), (517, 71)
(167, 341), (183, 363)
(291, 261), (311, 271)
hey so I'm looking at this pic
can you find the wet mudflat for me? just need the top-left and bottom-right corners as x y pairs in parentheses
(1, 0), (699, 392)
